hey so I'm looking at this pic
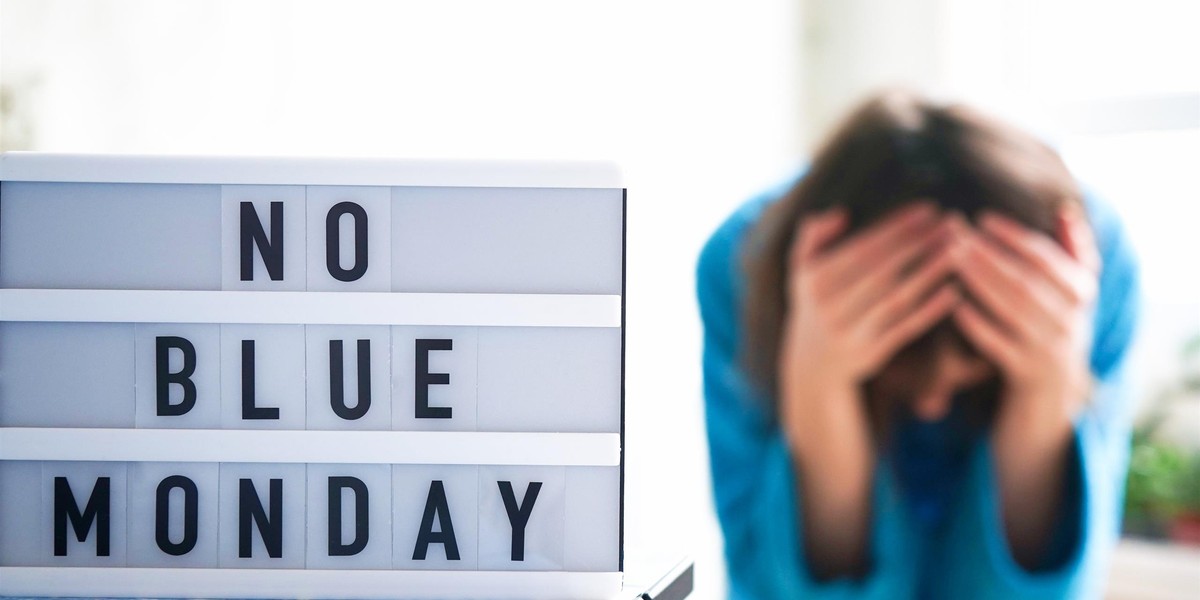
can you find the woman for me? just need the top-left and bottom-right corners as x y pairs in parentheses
(697, 91), (1139, 599)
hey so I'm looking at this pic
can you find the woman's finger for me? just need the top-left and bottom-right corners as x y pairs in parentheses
(1059, 204), (1103, 277)
(817, 202), (939, 287)
(837, 216), (957, 320)
(978, 210), (1095, 306)
(951, 301), (1021, 373)
(955, 230), (1068, 341)
(853, 237), (960, 332)
(791, 207), (849, 266)
(867, 283), (961, 366)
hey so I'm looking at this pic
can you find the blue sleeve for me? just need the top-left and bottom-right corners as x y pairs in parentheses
(930, 192), (1141, 599)
(696, 195), (919, 599)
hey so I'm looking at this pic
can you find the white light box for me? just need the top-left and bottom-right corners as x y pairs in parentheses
(0, 154), (626, 600)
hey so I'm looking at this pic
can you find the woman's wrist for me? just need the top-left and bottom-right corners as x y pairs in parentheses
(779, 369), (874, 492)
(993, 361), (1088, 452)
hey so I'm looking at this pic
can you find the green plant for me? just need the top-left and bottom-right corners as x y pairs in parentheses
(1126, 438), (1199, 517)
(1175, 451), (1200, 514)
(1122, 332), (1200, 537)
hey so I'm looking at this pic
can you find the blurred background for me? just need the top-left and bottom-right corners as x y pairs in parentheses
(2, 0), (1197, 597)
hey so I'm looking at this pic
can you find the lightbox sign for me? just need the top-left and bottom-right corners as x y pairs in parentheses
(0, 154), (625, 600)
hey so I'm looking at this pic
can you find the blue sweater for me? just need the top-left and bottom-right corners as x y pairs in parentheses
(696, 177), (1140, 599)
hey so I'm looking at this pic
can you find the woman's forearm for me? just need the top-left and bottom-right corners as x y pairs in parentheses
(990, 391), (1075, 570)
(781, 375), (875, 580)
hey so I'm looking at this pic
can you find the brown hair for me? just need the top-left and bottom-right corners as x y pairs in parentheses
(742, 89), (1081, 434)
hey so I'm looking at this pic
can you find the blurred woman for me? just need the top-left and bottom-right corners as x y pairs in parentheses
(697, 90), (1139, 599)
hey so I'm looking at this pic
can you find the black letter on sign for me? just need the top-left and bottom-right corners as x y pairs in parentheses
(241, 340), (278, 420)
(326, 201), (369, 282)
(54, 476), (110, 557)
(239, 478), (282, 558)
(155, 475), (198, 556)
(498, 481), (542, 562)
(240, 201), (284, 281)
(330, 340), (371, 420)
(415, 339), (452, 419)
(328, 476), (369, 556)
(412, 480), (459, 560)
(156, 336), (197, 416)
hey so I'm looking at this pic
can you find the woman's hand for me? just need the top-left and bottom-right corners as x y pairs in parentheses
(780, 202), (964, 396)
(949, 205), (1101, 568)
(950, 206), (1100, 417)
(778, 201), (964, 579)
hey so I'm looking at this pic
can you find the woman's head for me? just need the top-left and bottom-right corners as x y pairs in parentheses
(743, 89), (1082, 432)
